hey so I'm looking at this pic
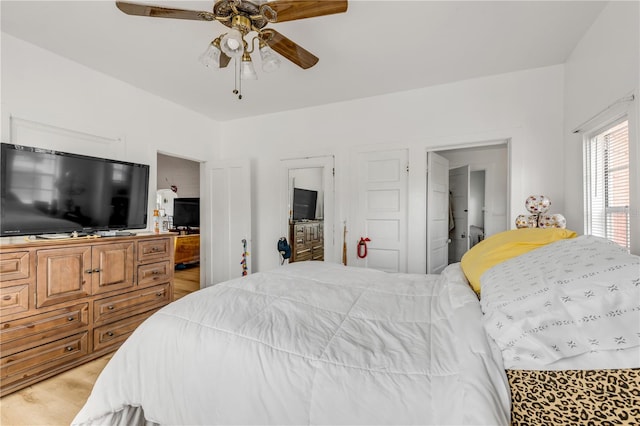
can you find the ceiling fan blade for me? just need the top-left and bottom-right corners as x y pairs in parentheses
(115, 1), (215, 21)
(261, 29), (319, 69)
(263, 1), (347, 23)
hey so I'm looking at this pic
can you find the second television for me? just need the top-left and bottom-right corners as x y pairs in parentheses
(292, 188), (318, 221)
(173, 197), (199, 230)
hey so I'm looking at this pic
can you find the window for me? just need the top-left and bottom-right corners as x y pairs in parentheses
(584, 119), (630, 251)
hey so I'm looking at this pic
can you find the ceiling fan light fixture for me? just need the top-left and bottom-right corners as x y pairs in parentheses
(220, 28), (244, 58)
(259, 42), (281, 73)
(198, 40), (221, 68)
(240, 52), (258, 80)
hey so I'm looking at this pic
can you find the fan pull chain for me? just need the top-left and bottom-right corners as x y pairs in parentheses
(232, 57), (242, 100)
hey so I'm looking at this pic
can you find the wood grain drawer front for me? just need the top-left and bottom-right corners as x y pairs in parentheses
(0, 284), (30, 317)
(138, 261), (172, 288)
(91, 242), (135, 295)
(0, 332), (88, 387)
(0, 251), (31, 283)
(138, 238), (171, 263)
(311, 246), (324, 261)
(36, 246), (91, 308)
(94, 283), (170, 325)
(93, 310), (154, 352)
(295, 248), (312, 261)
(0, 303), (89, 356)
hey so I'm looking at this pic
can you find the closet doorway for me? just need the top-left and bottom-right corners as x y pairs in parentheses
(157, 152), (201, 294)
(427, 142), (509, 270)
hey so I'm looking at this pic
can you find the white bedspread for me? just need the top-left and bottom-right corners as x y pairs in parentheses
(72, 262), (509, 425)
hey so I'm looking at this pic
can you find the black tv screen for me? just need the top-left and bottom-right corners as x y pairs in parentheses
(173, 198), (199, 228)
(1, 143), (150, 237)
(292, 188), (317, 221)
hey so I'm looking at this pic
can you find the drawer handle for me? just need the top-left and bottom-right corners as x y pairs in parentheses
(26, 323), (35, 329)
(152, 270), (161, 275)
(107, 331), (114, 337)
(67, 316), (74, 322)
(156, 291), (165, 297)
(107, 305), (115, 310)
(2, 295), (12, 301)
(65, 346), (74, 352)
(85, 269), (93, 274)
(298, 248), (311, 254)
(92, 268), (101, 273)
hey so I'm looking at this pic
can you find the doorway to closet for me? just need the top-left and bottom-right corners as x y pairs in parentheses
(426, 142), (509, 272)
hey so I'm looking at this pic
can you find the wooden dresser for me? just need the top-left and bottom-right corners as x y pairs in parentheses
(0, 234), (174, 396)
(174, 234), (200, 265)
(289, 221), (324, 262)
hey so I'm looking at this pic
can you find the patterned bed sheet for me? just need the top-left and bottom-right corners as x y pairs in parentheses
(480, 235), (640, 370)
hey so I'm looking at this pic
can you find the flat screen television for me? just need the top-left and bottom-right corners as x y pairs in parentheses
(292, 187), (317, 221)
(173, 197), (199, 229)
(1, 143), (150, 237)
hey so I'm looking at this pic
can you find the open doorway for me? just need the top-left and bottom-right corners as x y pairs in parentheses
(427, 142), (509, 270)
(157, 152), (201, 295)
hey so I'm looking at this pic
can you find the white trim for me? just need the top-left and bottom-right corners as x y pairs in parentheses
(572, 94), (635, 134)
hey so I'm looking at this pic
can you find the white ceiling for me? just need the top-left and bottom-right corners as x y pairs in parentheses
(2, 0), (607, 121)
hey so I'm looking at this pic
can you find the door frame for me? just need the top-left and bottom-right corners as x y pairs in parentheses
(426, 139), (511, 265)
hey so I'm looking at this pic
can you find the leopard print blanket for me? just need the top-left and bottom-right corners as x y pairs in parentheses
(507, 369), (640, 425)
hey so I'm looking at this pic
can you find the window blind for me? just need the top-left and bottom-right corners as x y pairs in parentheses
(584, 119), (630, 250)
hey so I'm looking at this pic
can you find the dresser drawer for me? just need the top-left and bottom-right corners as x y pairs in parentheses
(93, 310), (156, 352)
(1, 303), (89, 356)
(137, 238), (171, 263)
(0, 332), (88, 388)
(138, 261), (172, 288)
(294, 247), (312, 261)
(0, 251), (31, 283)
(0, 284), (31, 317)
(94, 283), (171, 325)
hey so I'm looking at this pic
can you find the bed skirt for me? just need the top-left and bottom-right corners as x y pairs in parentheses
(507, 368), (640, 425)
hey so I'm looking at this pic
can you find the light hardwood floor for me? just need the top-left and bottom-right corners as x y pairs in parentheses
(0, 264), (200, 426)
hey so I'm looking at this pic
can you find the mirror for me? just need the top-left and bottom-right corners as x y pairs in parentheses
(281, 156), (335, 265)
(287, 167), (324, 263)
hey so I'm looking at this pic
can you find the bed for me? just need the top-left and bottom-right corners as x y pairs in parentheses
(72, 230), (639, 425)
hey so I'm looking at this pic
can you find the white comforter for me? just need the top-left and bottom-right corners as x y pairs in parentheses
(73, 262), (509, 425)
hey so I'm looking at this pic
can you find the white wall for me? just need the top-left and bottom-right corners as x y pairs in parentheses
(1, 34), (222, 282)
(563, 1), (640, 255)
(221, 65), (566, 273)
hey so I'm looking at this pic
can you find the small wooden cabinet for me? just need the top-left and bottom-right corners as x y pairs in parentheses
(289, 221), (324, 262)
(0, 234), (174, 396)
(174, 234), (200, 265)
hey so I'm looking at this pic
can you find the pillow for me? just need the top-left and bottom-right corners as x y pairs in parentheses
(460, 228), (577, 293)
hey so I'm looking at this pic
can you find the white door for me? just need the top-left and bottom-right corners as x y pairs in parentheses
(355, 149), (408, 273)
(207, 159), (251, 285)
(426, 152), (449, 274)
(448, 165), (470, 263)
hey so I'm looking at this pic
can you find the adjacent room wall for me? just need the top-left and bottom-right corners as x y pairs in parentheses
(563, 1), (640, 255)
(220, 65), (566, 273)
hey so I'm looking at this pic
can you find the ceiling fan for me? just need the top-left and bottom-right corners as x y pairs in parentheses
(115, 0), (348, 98)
